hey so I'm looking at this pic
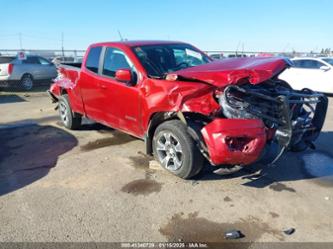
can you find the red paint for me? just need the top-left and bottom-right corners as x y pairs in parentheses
(49, 41), (290, 166)
(115, 69), (132, 83)
(175, 57), (289, 87)
(201, 119), (267, 165)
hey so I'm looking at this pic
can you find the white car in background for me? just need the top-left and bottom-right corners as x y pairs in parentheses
(279, 57), (333, 94)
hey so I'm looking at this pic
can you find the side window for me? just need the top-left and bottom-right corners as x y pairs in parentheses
(38, 57), (51, 65)
(172, 48), (206, 67)
(102, 47), (134, 78)
(299, 60), (324, 69)
(23, 57), (40, 64)
(85, 46), (102, 73)
(292, 60), (302, 68)
(173, 49), (186, 65)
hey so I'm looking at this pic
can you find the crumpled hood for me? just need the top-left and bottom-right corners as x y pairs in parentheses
(174, 57), (291, 88)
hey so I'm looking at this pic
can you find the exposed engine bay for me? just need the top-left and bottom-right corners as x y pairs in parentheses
(220, 79), (328, 158)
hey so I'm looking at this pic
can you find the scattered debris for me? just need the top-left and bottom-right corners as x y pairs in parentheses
(213, 165), (243, 175)
(149, 160), (161, 170)
(283, 228), (295, 235)
(191, 180), (199, 186)
(325, 196), (330, 201)
(224, 229), (245, 240)
(23, 93), (30, 97)
(242, 173), (263, 180)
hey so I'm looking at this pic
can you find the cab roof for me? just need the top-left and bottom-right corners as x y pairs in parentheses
(90, 40), (188, 48)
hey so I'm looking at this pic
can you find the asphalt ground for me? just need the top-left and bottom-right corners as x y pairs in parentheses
(0, 88), (333, 248)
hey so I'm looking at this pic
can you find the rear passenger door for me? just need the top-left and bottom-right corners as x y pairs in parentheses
(37, 57), (57, 79)
(21, 56), (43, 80)
(79, 46), (106, 122)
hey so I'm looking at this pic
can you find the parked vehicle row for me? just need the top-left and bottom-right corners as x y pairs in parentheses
(0, 55), (57, 90)
(1, 50), (332, 94)
(48, 40), (328, 179)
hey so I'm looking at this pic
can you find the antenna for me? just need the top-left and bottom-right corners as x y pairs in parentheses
(118, 30), (124, 41)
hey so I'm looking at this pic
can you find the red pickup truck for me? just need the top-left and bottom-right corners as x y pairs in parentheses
(49, 41), (328, 179)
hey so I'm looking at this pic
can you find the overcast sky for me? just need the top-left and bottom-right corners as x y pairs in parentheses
(1, 0), (332, 52)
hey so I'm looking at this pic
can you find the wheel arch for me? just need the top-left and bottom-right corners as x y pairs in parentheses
(145, 112), (179, 155)
(21, 72), (34, 80)
(145, 111), (210, 157)
(60, 88), (68, 95)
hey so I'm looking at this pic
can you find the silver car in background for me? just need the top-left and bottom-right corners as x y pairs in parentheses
(0, 55), (57, 90)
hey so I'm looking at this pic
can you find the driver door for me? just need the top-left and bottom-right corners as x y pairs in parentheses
(98, 47), (142, 136)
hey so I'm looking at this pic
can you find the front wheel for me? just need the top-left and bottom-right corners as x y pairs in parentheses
(153, 120), (204, 179)
(58, 94), (82, 130)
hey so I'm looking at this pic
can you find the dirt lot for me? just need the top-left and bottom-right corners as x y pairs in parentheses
(0, 89), (333, 245)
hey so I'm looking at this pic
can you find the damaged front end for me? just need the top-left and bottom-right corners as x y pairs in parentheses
(204, 79), (328, 166)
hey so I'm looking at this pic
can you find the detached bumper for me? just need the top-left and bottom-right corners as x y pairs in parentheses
(201, 119), (267, 166)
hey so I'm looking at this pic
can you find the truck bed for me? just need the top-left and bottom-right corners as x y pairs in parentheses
(60, 62), (82, 69)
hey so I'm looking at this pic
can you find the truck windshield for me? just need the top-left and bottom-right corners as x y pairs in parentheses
(133, 44), (211, 78)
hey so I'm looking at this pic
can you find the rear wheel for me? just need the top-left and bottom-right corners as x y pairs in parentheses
(58, 94), (82, 130)
(20, 74), (34, 91)
(153, 120), (204, 179)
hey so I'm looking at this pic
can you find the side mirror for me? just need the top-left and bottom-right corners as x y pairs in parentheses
(115, 69), (133, 85)
(320, 65), (331, 71)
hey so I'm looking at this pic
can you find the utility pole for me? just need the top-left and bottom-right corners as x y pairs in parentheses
(61, 32), (65, 58)
(19, 32), (22, 50)
(235, 41), (241, 56)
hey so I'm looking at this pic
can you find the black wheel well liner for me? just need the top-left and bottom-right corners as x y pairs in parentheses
(60, 88), (68, 95)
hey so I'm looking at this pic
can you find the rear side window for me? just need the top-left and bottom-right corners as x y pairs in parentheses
(23, 57), (40, 64)
(294, 60), (324, 69)
(0, 57), (15, 64)
(85, 47), (102, 73)
(38, 57), (51, 65)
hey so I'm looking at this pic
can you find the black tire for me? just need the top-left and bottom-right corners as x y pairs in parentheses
(20, 74), (34, 91)
(153, 120), (204, 179)
(58, 94), (82, 130)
